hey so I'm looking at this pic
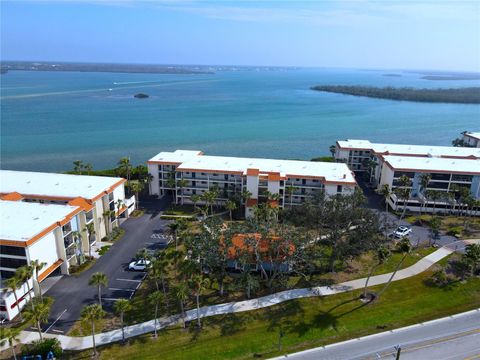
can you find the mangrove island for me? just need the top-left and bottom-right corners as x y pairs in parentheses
(311, 85), (480, 104)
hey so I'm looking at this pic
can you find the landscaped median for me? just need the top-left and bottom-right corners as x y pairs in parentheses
(3, 240), (478, 359)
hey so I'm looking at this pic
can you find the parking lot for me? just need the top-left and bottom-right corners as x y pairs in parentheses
(42, 198), (173, 334)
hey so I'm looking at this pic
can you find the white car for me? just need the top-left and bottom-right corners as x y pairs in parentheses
(128, 259), (151, 271)
(393, 226), (412, 238)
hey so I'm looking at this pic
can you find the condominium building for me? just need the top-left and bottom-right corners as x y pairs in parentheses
(378, 156), (480, 214)
(335, 139), (480, 173)
(147, 150), (356, 217)
(461, 131), (480, 148)
(0, 200), (85, 320)
(0, 170), (135, 247)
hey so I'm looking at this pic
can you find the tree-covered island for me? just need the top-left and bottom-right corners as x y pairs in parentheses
(311, 85), (480, 104)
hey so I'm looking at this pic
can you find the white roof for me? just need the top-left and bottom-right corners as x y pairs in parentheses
(464, 132), (480, 141)
(150, 150), (356, 183)
(337, 139), (480, 158)
(0, 201), (79, 242)
(0, 170), (125, 201)
(148, 150), (204, 163)
(383, 155), (480, 174)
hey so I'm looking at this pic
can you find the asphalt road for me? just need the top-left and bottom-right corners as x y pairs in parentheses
(41, 197), (172, 334)
(274, 309), (480, 360)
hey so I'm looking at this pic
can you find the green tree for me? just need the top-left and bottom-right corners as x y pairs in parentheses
(168, 221), (180, 250)
(84, 163), (93, 175)
(5, 276), (23, 321)
(362, 246), (390, 300)
(394, 175), (412, 223)
(30, 260), (46, 301)
(190, 194), (201, 211)
(130, 181), (145, 207)
(177, 178), (189, 205)
(189, 275), (209, 328)
(81, 304), (105, 357)
(173, 282), (189, 328)
(285, 185), (297, 207)
(24, 299), (51, 340)
(118, 157), (132, 183)
(201, 189), (218, 216)
(82, 222), (96, 258)
(148, 291), (164, 338)
(102, 209), (115, 235)
(377, 184), (392, 240)
(377, 238), (411, 299)
(225, 199), (238, 221)
(113, 299), (132, 343)
(73, 160), (84, 174)
(89, 272), (108, 307)
(329, 144), (336, 158)
(0, 326), (20, 360)
(15, 266), (35, 310)
(419, 173), (431, 216)
(429, 216), (441, 245)
(462, 243), (480, 276)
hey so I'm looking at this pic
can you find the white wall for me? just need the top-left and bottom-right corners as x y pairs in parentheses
(27, 231), (61, 269)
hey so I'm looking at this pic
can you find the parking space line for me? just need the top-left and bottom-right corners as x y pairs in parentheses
(109, 287), (135, 292)
(103, 298), (121, 301)
(44, 308), (67, 334)
(117, 278), (142, 283)
(52, 329), (64, 334)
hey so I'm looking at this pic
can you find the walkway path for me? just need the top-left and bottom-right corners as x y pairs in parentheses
(2, 239), (478, 352)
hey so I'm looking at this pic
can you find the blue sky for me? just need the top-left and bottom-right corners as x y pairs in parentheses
(1, 0), (479, 71)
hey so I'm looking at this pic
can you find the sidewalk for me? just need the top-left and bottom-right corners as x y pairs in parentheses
(2, 239), (478, 352)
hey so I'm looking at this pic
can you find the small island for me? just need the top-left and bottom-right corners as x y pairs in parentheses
(134, 93), (149, 99)
(311, 85), (480, 104)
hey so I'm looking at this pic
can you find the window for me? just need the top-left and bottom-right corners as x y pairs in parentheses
(0, 257), (28, 269)
(337, 185), (343, 193)
(0, 245), (26, 257)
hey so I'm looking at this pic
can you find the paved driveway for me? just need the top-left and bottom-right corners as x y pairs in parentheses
(359, 179), (458, 247)
(41, 197), (172, 335)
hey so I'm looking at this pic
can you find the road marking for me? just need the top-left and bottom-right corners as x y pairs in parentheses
(52, 329), (64, 334)
(103, 298), (122, 301)
(109, 287), (135, 292)
(44, 308), (67, 334)
(117, 278), (142, 283)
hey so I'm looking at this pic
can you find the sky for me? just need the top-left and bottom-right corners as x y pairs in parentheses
(1, 0), (479, 71)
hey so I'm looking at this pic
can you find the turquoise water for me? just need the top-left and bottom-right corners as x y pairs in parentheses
(1, 68), (479, 172)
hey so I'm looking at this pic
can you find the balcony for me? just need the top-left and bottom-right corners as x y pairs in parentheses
(66, 246), (76, 259)
(85, 210), (94, 223)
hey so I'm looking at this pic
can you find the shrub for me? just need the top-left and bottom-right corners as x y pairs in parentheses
(430, 269), (451, 287)
(102, 227), (125, 242)
(98, 245), (111, 256)
(446, 226), (463, 236)
(22, 338), (62, 358)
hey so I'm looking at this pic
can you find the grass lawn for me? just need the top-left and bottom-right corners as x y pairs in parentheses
(67, 271), (480, 360)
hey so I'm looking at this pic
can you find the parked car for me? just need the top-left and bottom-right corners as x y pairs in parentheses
(128, 259), (151, 271)
(393, 226), (412, 238)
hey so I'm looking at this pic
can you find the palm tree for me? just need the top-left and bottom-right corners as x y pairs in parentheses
(225, 199), (237, 221)
(173, 282), (189, 328)
(118, 157), (132, 184)
(191, 194), (201, 212)
(285, 185), (297, 207)
(0, 326), (20, 360)
(362, 246), (390, 300)
(73, 160), (84, 174)
(5, 276), (23, 321)
(102, 209), (115, 235)
(24, 299), (51, 340)
(394, 175), (412, 223)
(148, 291), (164, 338)
(202, 190), (217, 216)
(83, 222), (96, 258)
(377, 238), (411, 299)
(148, 258), (168, 298)
(130, 181), (144, 207)
(168, 221), (180, 250)
(377, 184), (392, 239)
(89, 272), (108, 307)
(177, 178), (189, 205)
(81, 304), (105, 357)
(419, 173), (431, 216)
(30, 260), (46, 301)
(15, 266), (34, 310)
(113, 298), (132, 343)
(189, 275), (209, 328)
(329, 144), (336, 158)
(84, 163), (93, 175)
